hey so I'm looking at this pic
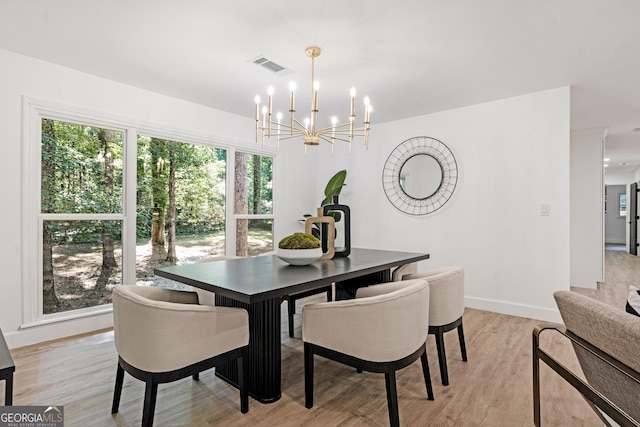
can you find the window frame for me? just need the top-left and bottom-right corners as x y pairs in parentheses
(23, 97), (277, 327)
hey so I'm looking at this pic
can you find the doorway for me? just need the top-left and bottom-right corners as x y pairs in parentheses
(629, 182), (638, 255)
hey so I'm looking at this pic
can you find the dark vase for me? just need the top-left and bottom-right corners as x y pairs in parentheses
(322, 195), (351, 258)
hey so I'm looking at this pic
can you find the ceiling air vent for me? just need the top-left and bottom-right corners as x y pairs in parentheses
(252, 56), (286, 73)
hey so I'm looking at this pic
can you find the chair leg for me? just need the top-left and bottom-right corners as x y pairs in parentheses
(192, 372), (199, 381)
(434, 329), (449, 386)
(4, 373), (13, 406)
(420, 347), (435, 400)
(384, 370), (400, 427)
(457, 322), (468, 362)
(288, 298), (296, 338)
(238, 351), (249, 414)
(111, 363), (125, 414)
(304, 343), (314, 409)
(142, 380), (158, 427)
(326, 286), (333, 302)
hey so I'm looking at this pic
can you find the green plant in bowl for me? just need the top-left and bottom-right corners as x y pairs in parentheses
(277, 233), (322, 265)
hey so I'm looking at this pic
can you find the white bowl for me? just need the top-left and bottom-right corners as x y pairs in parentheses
(276, 248), (323, 266)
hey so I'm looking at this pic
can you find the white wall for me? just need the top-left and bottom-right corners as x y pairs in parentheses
(570, 128), (605, 288)
(289, 87), (571, 322)
(0, 48), (280, 347)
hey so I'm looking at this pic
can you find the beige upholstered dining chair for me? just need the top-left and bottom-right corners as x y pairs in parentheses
(111, 285), (249, 427)
(398, 266), (467, 386)
(302, 279), (434, 427)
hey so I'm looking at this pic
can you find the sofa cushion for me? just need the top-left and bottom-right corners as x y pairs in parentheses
(625, 285), (640, 317)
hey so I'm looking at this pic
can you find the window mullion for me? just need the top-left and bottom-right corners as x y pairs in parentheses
(123, 127), (138, 287)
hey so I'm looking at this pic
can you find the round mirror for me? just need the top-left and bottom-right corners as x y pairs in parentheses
(400, 154), (443, 199)
(382, 136), (458, 215)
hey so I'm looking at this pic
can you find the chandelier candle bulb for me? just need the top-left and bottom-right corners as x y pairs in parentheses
(276, 112), (282, 149)
(261, 106), (268, 128)
(350, 87), (356, 117)
(364, 97), (371, 124)
(331, 116), (337, 156)
(349, 115), (354, 141)
(331, 116), (337, 140)
(254, 95), (261, 143)
(267, 86), (274, 136)
(261, 105), (268, 148)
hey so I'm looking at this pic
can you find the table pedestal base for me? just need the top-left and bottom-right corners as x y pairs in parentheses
(215, 295), (282, 403)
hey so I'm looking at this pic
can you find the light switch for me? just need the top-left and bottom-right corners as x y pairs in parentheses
(540, 204), (550, 216)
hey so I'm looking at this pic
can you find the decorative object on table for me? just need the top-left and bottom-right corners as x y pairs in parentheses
(322, 195), (351, 257)
(382, 136), (458, 215)
(303, 170), (347, 255)
(304, 209), (335, 260)
(277, 232), (323, 265)
(253, 47), (372, 154)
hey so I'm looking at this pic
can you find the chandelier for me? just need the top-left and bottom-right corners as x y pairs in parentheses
(254, 46), (372, 153)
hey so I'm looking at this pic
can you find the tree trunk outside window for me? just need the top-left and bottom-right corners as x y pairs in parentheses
(150, 139), (168, 249)
(98, 129), (118, 269)
(41, 119), (59, 309)
(166, 145), (177, 262)
(235, 152), (248, 257)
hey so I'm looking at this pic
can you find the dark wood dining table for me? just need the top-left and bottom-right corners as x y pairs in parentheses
(154, 247), (429, 403)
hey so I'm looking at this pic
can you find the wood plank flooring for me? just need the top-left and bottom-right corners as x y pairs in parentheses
(2, 250), (638, 426)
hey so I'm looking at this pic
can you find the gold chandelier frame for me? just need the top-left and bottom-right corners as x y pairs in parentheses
(254, 46), (371, 153)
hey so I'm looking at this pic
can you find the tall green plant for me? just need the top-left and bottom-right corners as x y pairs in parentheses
(321, 169), (347, 206)
(302, 170), (347, 238)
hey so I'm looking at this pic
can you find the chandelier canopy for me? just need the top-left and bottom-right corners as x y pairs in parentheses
(254, 46), (372, 153)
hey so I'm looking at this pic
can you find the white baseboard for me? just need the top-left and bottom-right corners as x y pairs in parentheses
(465, 296), (562, 323)
(4, 312), (113, 349)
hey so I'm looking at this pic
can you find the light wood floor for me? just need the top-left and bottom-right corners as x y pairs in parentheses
(3, 250), (638, 426)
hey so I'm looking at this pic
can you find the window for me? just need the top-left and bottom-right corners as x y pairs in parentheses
(619, 193), (627, 217)
(40, 119), (124, 314)
(234, 152), (274, 256)
(25, 100), (276, 325)
(135, 135), (227, 285)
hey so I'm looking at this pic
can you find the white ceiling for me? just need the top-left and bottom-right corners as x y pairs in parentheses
(2, 0), (640, 173)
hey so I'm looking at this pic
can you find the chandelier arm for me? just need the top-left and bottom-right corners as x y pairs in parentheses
(324, 134), (356, 144)
(271, 119), (309, 133)
(268, 118), (308, 132)
(317, 124), (368, 134)
(276, 133), (307, 142)
(318, 135), (337, 145)
(324, 129), (368, 137)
